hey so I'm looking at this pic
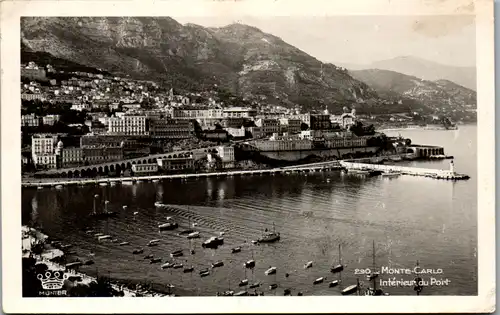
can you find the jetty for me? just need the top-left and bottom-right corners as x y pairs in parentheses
(341, 160), (469, 180)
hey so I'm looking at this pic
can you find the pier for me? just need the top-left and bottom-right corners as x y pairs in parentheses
(22, 161), (343, 188)
(340, 161), (470, 180)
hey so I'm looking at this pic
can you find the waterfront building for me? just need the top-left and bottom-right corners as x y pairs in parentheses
(31, 134), (58, 169)
(255, 118), (279, 135)
(82, 146), (124, 164)
(157, 155), (195, 172)
(21, 113), (40, 127)
(61, 147), (84, 167)
(108, 115), (148, 136)
(149, 118), (193, 139)
(252, 139), (312, 151)
(42, 114), (61, 126)
(131, 163), (158, 175)
(217, 146), (235, 169)
(222, 107), (257, 118)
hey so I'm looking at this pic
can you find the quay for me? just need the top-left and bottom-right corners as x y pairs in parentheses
(340, 160), (470, 180)
(22, 161), (343, 188)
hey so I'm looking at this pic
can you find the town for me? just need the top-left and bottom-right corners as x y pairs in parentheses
(21, 61), (460, 179)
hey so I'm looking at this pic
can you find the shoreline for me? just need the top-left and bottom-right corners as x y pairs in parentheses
(22, 226), (173, 297)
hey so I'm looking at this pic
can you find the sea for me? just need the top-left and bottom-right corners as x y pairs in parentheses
(22, 125), (478, 296)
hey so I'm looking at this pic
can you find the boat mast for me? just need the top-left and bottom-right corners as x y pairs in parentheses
(372, 240), (377, 292)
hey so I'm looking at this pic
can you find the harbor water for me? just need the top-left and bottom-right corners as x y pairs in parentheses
(22, 125), (477, 296)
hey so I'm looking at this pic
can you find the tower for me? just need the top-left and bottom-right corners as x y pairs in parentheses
(449, 160), (455, 174)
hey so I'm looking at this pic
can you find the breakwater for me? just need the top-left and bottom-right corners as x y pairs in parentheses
(340, 161), (470, 180)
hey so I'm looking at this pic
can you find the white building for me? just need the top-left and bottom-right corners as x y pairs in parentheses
(71, 103), (91, 111)
(108, 115), (147, 136)
(21, 114), (39, 127)
(31, 134), (58, 169)
(42, 114), (61, 126)
(225, 126), (246, 138)
(222, 107), (257, 118)
(217, 146), (235, 169)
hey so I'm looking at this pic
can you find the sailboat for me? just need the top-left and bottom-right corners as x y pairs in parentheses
(413, 261), (424, 295)
(257, 222), (280, 243)
(90, 196), (117, 219)
(330, 244), (344, 273)
(364, 241), (386, 296)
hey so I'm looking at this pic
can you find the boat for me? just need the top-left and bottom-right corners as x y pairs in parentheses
(109, 182), (116, 186)
(150, 258), (162, 264)
(60, 244), (73, 250)
(99, 182), (108, 187)
(159, 222), (178, 231)
(154, 202), (165, 207)
(37, 186), (43, 190)
(119, 241), (130, 246)
(186, 231), (200, 239)
(178, 229), (195, 235)
(172, 263), (184, 269)
(346, 169), (371, 175)
(183, 266), (194, 273)
(200, 270), (210, 277)
(55, 185), (64, 189)
(329, 280), (340, 287)
(238, 279), (249, 287)
(223, 290), (234, 296)
(132, 248), (144, 254)
(249, 282), (260, 289)
(244, 260), (256, 269)
(211, 261), (224, 268)
(161, 262), (174, 269)
(269, 284), (278, 290)
(98, 235), (112, 241)
(331, 244), (344, 273)
(123, 205), (128, 209)
(144, 254), (154, 259)
(94, 233), (104, 237)
(231, 246), (242, 253)
(365, 241), (384, 295)
(148, 239), (160, 246)
(152, 179), (160, 183)
(83, 259), (95, 266)
(170, 250), (183, 258)
(304, 261), (313, 269)
(265, 266), (277, 275)
(257, 223), (280, 243)
(313, 277), (325, 285)
(202, 236), (224, 249)
(234, 290), (248, 296)
(341, 284), (358, 295)
(90, 199), (118, 219)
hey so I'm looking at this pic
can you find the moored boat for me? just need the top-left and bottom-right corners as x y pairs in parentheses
(265, 266), (277, 275)
(238, 279), (249, 287)
(231, 246), (242, 253)
(234, 290), (248, 296)
(244, 260), (256, 268)
(170, 250), (183, 258)
(341, 284), (358, 295)
(304, 261), (313, 269)
(183, 266), (194, 273)
(187, 231), (200, 239)
(313, 277), (325, 284)
(119, 241), (130, 246)
(150, 258), (162, 264)
(148, 239), (160, 246)
(161, 262), (173, 269)
(211, 261), (224, 268)
(269, 283), (278, 290)
(202, 236), (224, 249)
(172, 263), (184, 269)
(132, 248), (144, 255)
(257, 223), (280, 243)
(158, 222), (178, 231)
(329, 280), (340, 287)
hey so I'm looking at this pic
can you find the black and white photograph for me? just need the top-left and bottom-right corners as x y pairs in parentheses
(1, 0), (495, 313)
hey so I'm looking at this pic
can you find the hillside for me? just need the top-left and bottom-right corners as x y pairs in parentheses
(21, 17), (378, 112)
(345, 56), (476, 91)
(349, 69), (476, 112)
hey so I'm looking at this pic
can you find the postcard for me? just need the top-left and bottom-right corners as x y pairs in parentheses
(1, 0), (495, 313)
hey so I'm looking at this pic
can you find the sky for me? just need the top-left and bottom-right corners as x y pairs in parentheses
(173, 15), (476, 67)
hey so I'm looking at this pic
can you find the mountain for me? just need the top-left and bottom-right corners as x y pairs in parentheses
(21, 17), (378, 111)
(349, 69), (476, 112)
(342, 56), (476, 91)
